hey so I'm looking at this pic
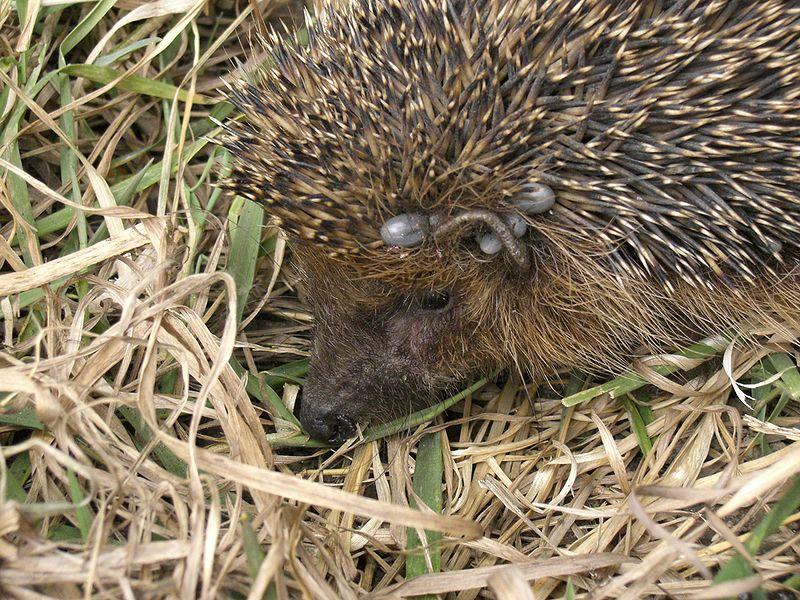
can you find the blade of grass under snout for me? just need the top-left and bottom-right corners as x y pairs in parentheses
(229, 359), (302, 430)
(562, 336), (727, 407)
(712, 474), (800, 597)
(362, 375), (491, 443)
(259, 375), (491, 448)
(406, 432), (443, 599)
(259, 359), (309, 387)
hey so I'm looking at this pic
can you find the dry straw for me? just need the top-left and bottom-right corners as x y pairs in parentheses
(1, 0), (799, 598)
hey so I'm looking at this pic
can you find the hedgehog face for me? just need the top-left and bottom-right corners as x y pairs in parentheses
(297, 277), (469, 443)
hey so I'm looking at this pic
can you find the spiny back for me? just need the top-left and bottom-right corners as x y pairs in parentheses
(224, 0), (800, 291)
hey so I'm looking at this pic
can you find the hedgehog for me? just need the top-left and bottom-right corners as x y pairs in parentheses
(222, 0), (800, 443)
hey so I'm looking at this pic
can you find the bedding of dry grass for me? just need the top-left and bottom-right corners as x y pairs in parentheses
(1, 0), (799, 598)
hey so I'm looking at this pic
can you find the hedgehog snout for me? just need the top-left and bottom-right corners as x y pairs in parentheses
(296, 290), (463, 443)
(295, 353), (375, 445)
(296, 392), (357, 445)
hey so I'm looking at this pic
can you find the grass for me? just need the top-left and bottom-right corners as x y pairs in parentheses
(1, 0), (799, 598)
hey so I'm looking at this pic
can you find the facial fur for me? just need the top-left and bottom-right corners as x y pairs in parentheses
(294, 249), (472, 441)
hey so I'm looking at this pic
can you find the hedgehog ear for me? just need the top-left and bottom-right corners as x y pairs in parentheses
(435, 183), (555, 271)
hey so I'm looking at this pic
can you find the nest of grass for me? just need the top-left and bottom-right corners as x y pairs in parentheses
(1, 0), (799, 598)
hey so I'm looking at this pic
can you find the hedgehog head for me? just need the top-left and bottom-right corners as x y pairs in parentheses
(224, 0), (800, 442)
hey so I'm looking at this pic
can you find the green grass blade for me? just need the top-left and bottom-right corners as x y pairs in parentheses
(622, 394), (653, 456)
(259, 359), (309, 388)
(60, 64), (212, 103)
(768, 353), (800, 400)
(227, 198), (265, 324)
(4, 452), (32, 503)
(713, 475), (800, 594)
(59, 0), (117, 56)
(565, 578), (576, 600)
(406, 432), (443, 598)
(67, 469), (93, 542)
(242, 514), (265, 578)
(35, 136), (213, 237)
(363, 376), (490, 442)
(563, 337), (726, 407)
(0, 404), (43, 429)
(241, 515), (278, 600)
(117, 406), (187, 477)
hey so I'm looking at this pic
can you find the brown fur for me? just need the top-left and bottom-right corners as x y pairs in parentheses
(222, 0), (800, 441)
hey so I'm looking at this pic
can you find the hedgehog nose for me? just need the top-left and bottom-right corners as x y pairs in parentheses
(298, 404), (357, 445)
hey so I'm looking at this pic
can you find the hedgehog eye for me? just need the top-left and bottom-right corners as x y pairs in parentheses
(417, 290), (452, 312)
